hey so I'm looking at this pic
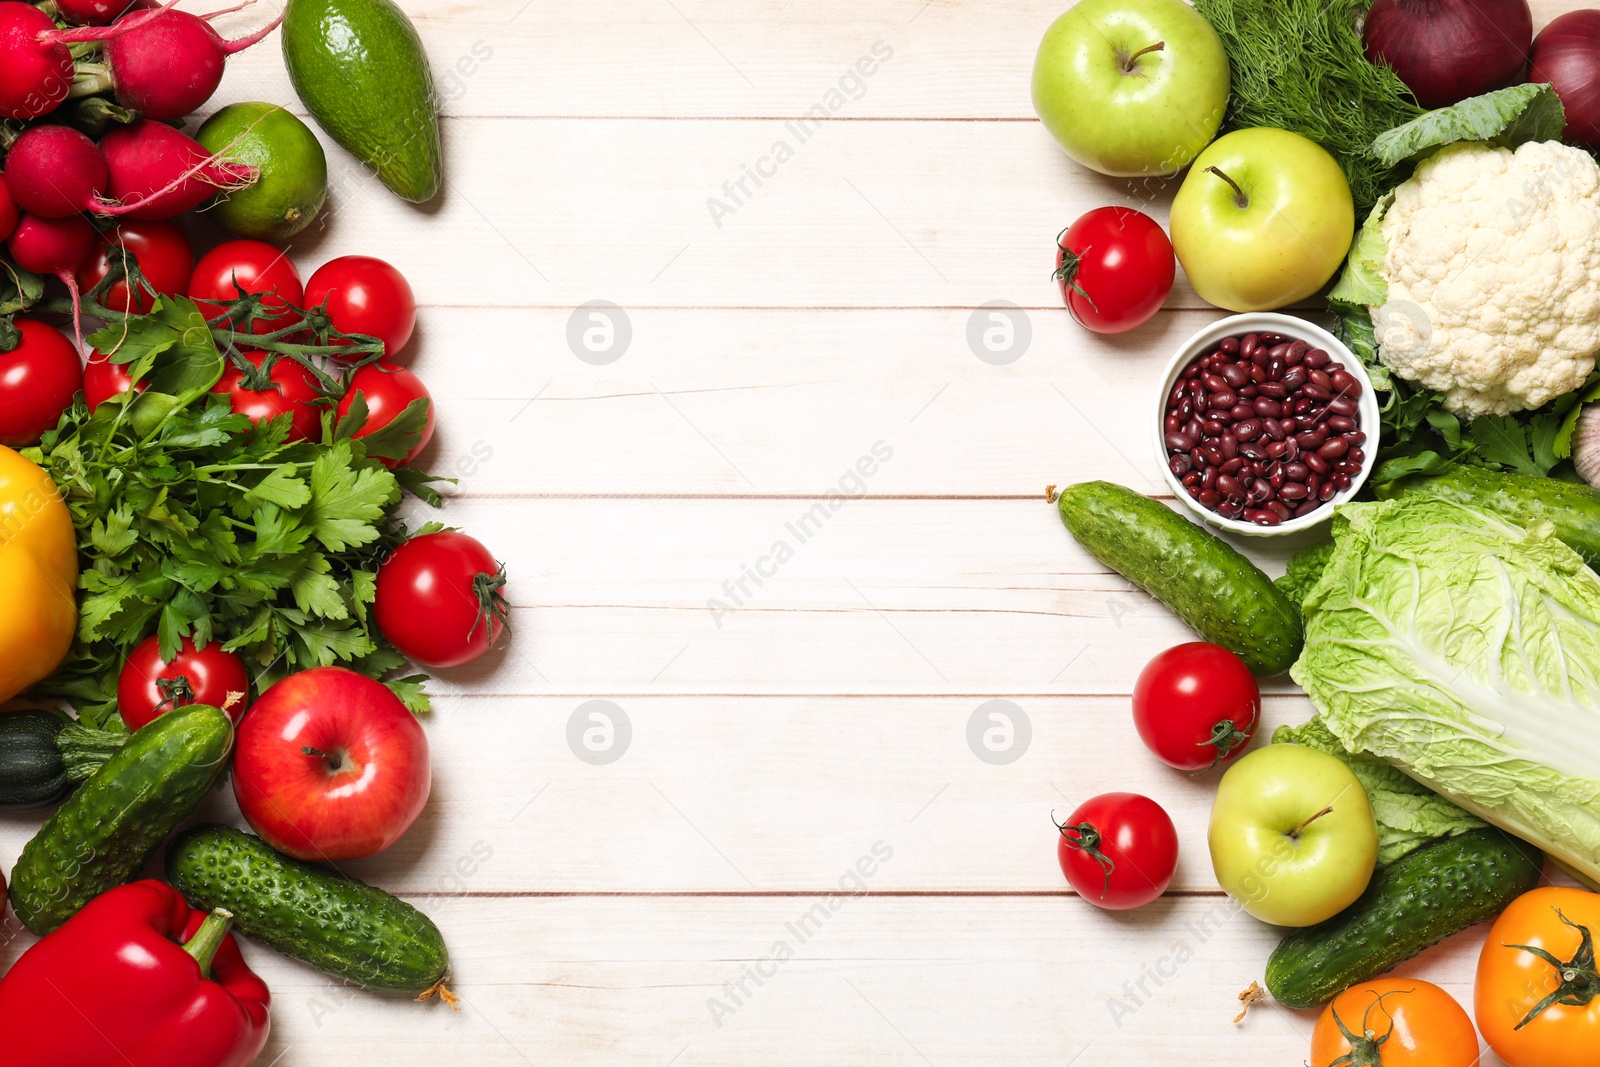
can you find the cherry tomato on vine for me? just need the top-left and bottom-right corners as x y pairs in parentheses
(213, 351), (324, 442)
(1055, 792), (1177, 910)
(336, 360), (434, 469)
(375, 531), (510, 667)
(1054, 206), (1174, 334)
(82, 352), (146, 413)
(75, 220), (193, 315)
(1132, 642), (1260, 772)
(0, 319), (82, 447)
(1312, 980), (1479, 1067)
(1477, 887), (1600, 1067)
(305, 255), (417, 360)
(188, 239), (304, 334)
(117, 634), (252, 730)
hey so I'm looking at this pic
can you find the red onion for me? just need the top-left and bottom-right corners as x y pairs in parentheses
(1531, 10), (1600, 151)
(1363, 0), (1532, 109)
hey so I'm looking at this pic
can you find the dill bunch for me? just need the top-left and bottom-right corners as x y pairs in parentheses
(1193, 0), (1423, 213)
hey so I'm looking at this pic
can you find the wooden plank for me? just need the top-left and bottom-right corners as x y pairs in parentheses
(210, 0), (1581, 119)
(402, 306), (1238, 498)
(192, 116), (1204, 311)
(392, 494), (1312, 697)
(119, 895), (1505, 1066)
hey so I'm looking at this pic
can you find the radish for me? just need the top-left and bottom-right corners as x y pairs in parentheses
(0, 173), (17, 242)
(4, 126), (109, 219)
(95, 119), (257, 219)
(53, 0), (137, 26)
(7, 214), (94, 351)
(0, 2), (75, 120)
(48, 2), (284, 120)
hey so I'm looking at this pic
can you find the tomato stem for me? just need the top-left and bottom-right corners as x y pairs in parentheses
(1507, 909), (1599, 1028)
(155, 675), (196, 713)
(1053, 815), (1116, 899)
(1326, 988), (1410, 1067)
(1196, 707), (1255, 772)
(1051, 229), (1101, 322)
(467, 564), (513, 646)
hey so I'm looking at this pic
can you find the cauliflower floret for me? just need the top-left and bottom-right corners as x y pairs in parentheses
(1373, 140), (1600, 417)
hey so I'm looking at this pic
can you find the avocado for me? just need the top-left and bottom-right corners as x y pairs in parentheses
(281, 0), (442, 203)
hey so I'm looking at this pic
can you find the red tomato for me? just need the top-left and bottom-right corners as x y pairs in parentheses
(0, 174), (17, 242)
(335, 360), (434, 469)
(0, 320), (82, 447)
(1056, 792), (1178, 910)
(1132, 642), (1261, 771)
(305, 255), (417, 360)
(1054, 207), (1174, 334)
(375, 531), (509, 667)
(116, 634), (251, 730)
(82, 351), (146, 412)
(213, 351), (324, 442)
(75, 220), (193, 315)
(188, 240), (304, 334)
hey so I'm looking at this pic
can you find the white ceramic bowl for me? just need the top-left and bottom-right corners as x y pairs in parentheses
(1154, 312), (1381, 537)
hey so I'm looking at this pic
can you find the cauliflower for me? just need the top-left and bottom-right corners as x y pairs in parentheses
(1372, 140), (1600, 416)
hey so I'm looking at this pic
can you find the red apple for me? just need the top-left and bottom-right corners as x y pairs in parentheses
(233, 666), (431, 861)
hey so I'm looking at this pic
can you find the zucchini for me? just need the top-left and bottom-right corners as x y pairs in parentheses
(167, 824), (451, 996)
(0, 710), (71, 810)
(1055, 481), (1303, 674)
(9, 702), (233, 935)
(1266, 827), (1544, 1008)
(1379, 465), (1600, 567)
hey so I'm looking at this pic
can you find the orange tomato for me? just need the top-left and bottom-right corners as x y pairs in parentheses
(1477, 886), (1600, 1067)
(1311, 979), (1479, 1067)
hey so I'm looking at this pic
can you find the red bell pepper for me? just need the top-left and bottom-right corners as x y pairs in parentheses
(0, 879), (270, 1067)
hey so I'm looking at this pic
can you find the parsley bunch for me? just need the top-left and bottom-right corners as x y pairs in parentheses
(21, 272), (439, 730)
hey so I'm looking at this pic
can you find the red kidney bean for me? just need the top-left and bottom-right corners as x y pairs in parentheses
(1199, 489), (1221, 508)
(1187, 484), (1203, 500)
(1201, 466), (1218, 490)
(1240, 333), (1259, 360)
(1233, 418), (1262, 442)
(1184, 362), (1202, 379)
(1173, 455), (1194, 477)
(1346, 447), (1365, 465)
(1220, 457), (1246, 476)
(1309, 368), (1333, 391)
(1302, 383), (1331, 401)
(1305, 452), (1330, 475)
(1227, 402), (1252, 421)
(1293, 397), (1314, 416)
(1295, 430), (1326, 450)
(1239, 443), (1270, 461)
(1282, 438), (1299, 462)
(1318, 437), (1348, 459)
(1283, 461), (1309, 480)
(1221, 364), (1249, 388)
(1166, 432), (1195, 452)
(1330, 370), (1356, 393)
(1332, 472), (1353, 491)
(1203, 419), (1225, 437)
(1165, 413), (1180, 434)
(1266, 441), (1287, 459)
(1202, 445), (1224, 468)
(1293, 501), (1320, 518)
(1268, 467), (1286, 490)
(1263, 421), (1288, 443)
(1182, 470), (1201, 487)
(1217, 500), (1244, 520)
(1214, 474), (1244, 499)
(1279, 482), (1309, 501)
(1329, 396), (1359, 417)
(1336, 459), (1362, 475)
(1347, 431), (1367, 446)
(1264, 342), (1290, 362)
(1254, 398), (1281, 418)
(1209, 391), (1238, 410)
(1319, 480), (1337, 502)
(1249, 482), (1274, 505)
(1326, 415), (1355, 432)
(1281, 366), (1308, 389)
(1219, 434), (1238, 460)
(1266, 501), (1292, 522)
(1204, 373), (1228, 392)
(1190, 448), (1205, 470)
(1304, 348), (1330, 369)
(1257, 381), (1287, 398)
(1306, 472), (1320, 495)
(1239, 385), (1259, 399)
(1248, 362), (1266, 383)
(1219, 336), (1239, 355)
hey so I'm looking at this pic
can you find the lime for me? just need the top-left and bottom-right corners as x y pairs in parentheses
(197, 102), (329, 241)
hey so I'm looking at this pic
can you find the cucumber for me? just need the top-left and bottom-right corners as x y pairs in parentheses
(0, 710), (70, 810)
(167, 824), (450, 995)
(1379, 465), (1600, 567)
(1055, 481), (1303, 674)
(10, 703), (233, 934)
(1266, 827), (1544, 1008)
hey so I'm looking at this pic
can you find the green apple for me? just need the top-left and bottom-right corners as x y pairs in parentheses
(1032, 0), (1230, 177)
(1208, 743), (1378, 928)
(1170, 128), (1355, 312)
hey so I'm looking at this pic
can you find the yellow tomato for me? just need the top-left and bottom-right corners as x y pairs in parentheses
(0, 445), (77, 702)
(1477, 887), (1600, 1067)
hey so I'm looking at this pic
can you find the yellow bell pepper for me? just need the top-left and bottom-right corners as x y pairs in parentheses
(0, 445), (77, 703)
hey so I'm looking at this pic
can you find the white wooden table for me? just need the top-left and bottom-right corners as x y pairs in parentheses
(5, 1), (1583, 1062)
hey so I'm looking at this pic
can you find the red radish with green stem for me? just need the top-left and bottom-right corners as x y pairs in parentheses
(0, 2), (75, 119)
(50, 0), (283, 120)
(53, 0), (138, 26)
(3, 126), (109, 218)
(7, 214), (94, 351)
(95, 120), (257, 219)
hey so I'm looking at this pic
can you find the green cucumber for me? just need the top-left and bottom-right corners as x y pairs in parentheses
(1379, 465), (1600, 567)
(167, 824), (450, 995)
(1055, 481), (1303, 674)
(0, 710), (71, 810)
(10, 703), (233, 934)
(1266, 827), (1544, 1008)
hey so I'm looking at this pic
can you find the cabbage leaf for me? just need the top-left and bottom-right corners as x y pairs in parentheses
(1371, 83), (1567, 168)
(1291, 497), (1600, 884)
